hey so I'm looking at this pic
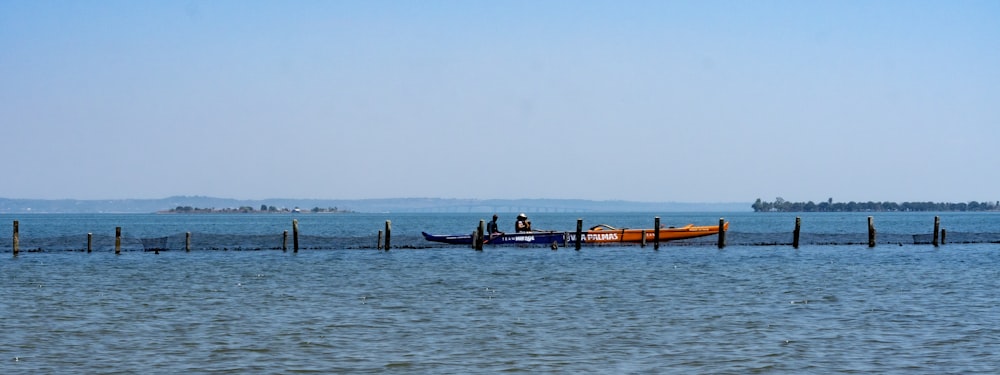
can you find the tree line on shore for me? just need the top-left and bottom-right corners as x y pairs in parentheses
(752, 198), (1000, 212)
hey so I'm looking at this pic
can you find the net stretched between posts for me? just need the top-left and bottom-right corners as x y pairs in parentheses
(140, 237), (168, 252)
(5, 231), (1000, 252)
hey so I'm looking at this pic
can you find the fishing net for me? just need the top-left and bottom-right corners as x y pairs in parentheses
(5, 231), (1000, 252)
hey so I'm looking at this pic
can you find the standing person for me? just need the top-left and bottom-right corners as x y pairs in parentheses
(515, 213), (532, 232)
(487, 214), (501, 234)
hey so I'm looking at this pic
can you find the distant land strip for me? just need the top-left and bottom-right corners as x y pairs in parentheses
(160, 205), (354, 214)
(0, 196), (748, 214)
(753, 198), (1000, 212)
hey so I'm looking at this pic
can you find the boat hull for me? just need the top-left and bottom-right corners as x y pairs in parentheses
(422, 231), (566, 245)
(571, 222), (729, 243)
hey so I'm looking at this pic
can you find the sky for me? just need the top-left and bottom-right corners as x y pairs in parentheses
(1, 0), (998, 203)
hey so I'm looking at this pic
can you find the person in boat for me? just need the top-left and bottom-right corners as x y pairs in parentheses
(515, 213), (532, 232)
(487, 214), (501, 234)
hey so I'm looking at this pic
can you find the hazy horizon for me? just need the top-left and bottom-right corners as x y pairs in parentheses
(3, 1), (997, 202)
(5, 194), (997, 206)
(1, 195), (749, 204)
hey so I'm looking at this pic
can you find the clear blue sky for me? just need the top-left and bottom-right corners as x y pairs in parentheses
(2, 0), (998, 203)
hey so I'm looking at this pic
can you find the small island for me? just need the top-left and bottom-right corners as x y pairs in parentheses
(159, 205), (353, 214)
(752, 198), (1000, 212)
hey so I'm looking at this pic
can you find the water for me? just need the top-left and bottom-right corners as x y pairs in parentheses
(5, 212), (1000, 251)
(3, 212), (1000, 373)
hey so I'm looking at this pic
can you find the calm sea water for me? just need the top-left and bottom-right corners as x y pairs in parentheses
(3, 212), (1000, 373)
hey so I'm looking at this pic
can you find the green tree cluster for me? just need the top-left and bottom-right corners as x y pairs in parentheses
(752, 198), (1000, 212)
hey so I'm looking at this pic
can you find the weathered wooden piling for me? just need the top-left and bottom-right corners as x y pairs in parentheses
(115, 227), (122, 255)
(376, 230), (383, 250)
(87, 233), (92, 253)
(185, 232), (191, 252)
(384, 220), (391, 251)
(792, 217), (801, 249)
(932, 216), (940, 247)
(867, 217), (876, 248)
(640, 230), (647, 248)
(654, 216), (661, 250)
(575, 218), (583, 251)
(475, 220), (485, 251)
(717, 218), (726, 249)
(283, 230), (288, 251)
(292, 219), (299, 253)
(13, 220), (19, 256)
(941, 229), (947, 245)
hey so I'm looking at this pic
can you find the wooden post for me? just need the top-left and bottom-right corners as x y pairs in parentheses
(282, 230), (288, 251)
(717, 218), (726, 249)
(941, 229), (947, 245)
(654, 216), (661, 250)
(640, 230), (646, 248)
(867, 216), (876, 248)
(475, 220), (485, 251)
(87, 233), (92, 253)
(185, 232), (191, 252)
(115, 226), (122, 255)
(384, 220), (391, 251)
(932, 216), (940, 247)
(470, 231), (478, 249)
(376, 230), (383, 250)
(792, 217), (801, 249)
(13, 220), (19, 256)
(292, 219), (299, 253)
(575, 218), (583, 251)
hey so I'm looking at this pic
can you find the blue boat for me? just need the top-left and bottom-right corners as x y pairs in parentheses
(422, 231), (567, 246)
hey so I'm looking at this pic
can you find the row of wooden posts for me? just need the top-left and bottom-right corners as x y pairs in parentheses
(465, 215), (946, 251)
(793, 215), (947, 248)
(11, 219), (305, 256)
(9, 217), (723, 254)
(10, 216), (951, 255)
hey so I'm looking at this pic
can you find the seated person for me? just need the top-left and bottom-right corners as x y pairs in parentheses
(487, 214), (501, 234)
(515, 213), (532, 232)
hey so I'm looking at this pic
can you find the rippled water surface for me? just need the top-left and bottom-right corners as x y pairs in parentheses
(3, 213), (1000, 373)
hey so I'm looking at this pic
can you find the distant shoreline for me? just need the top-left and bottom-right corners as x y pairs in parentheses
(158, 206), (353, 214)
(0, 196), (750, 214)
(752, 198), (1000, 212)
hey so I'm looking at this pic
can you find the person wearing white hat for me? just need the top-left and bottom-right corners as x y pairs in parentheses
(515, 213), (532, 232)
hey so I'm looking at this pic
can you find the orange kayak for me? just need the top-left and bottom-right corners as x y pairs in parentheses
(576, 222), (728, 243)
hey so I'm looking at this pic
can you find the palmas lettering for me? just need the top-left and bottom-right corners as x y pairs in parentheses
(586, 233), (619, 241)
(566, 233), (620, 241)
